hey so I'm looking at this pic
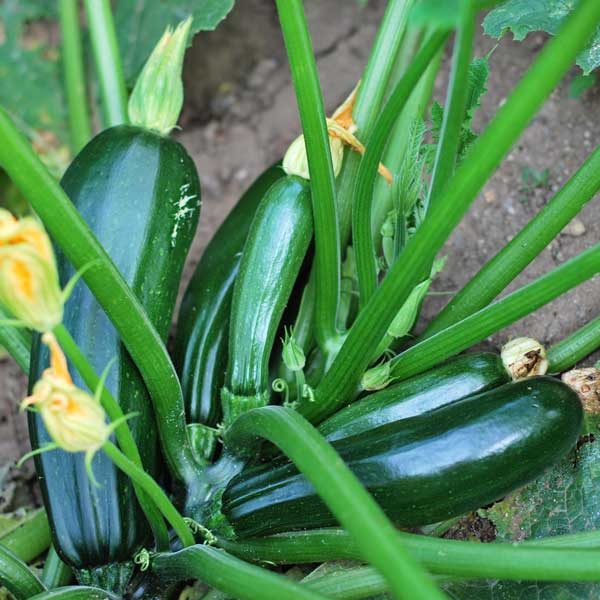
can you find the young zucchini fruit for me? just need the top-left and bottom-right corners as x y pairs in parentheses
(29, 125), (200, 584)
(221, 175), (313, 426)
(221, 377), (582, 537)
(174, 165), (283, 460)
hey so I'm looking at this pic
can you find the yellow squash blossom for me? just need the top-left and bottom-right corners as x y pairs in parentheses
(0, 209), (62, 332)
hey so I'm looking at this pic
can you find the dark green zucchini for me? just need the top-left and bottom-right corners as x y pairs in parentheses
(221, 377), (582, 537)
(320, 352), (509, 442)
(29, 125), (200, 576)
(221, 175), (312, 426)
(174, 165), (283, 438)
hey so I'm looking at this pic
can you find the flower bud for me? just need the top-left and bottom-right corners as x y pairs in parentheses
(0, 210), (62, 331)
(282, 330), (306, 372)
(501, 337), (548, 380)
(361, 361), (392, 391)
(283, 133), (344, 180)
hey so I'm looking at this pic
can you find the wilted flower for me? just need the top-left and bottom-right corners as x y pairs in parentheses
(0, 209), (62, 331)
(21, 333), (111, 478)
(501, 337), (549, 380)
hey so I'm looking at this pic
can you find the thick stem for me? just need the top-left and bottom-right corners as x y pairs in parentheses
(28, 587), (120, 600)
(58, 0), (92, 152)
(389, 243), (600, 380)
(41, 547), (72, 589)
(425, 1), (476, 211)
(152, 545), (328, 600)
(221, 528), (600, 581)
(52, 324), (169, 551)
(547, 314), (600, 373)
(353, 32), (449, 308)
(306, 0), (600, 423)
(82, 0), (128, 127)
(275, 0), (340, 349)
(0, 509), (50, 562)
(102, 441), (194, 548)
(0, 306), (31, 373)
(0, 109), (198, 485)
(0, 544), (46, 599)
(425, 144), (600, 337)
(225, 406), (446, 600)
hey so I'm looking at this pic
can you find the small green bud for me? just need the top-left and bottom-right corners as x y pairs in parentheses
(128, 17), (193, 136)
(361, 361), (392, 391)
(282, 329), (306, 372)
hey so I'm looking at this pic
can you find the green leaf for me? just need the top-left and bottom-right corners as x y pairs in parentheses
(569, 74), (597, 98)
(0, 0), (70, 172)
(115, 0), (236, 85)
(444, 437), (600, 599)
(483, 0), (600, 74)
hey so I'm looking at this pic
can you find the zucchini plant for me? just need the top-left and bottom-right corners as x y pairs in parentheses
(0, 0), (600, 599)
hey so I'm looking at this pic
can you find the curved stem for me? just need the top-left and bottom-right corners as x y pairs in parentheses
(389, 243), (600, 381)
(29, 587), (120, 600)
(0, 306), (30, 373)
(221, 528), (600, 582)
(0, 108), (198, 485)
(58, 0), (92, 152)
(0, 509), (50, 562)
(0, 544), (46, 599)
(102, 441), (194, 548)
(425, 144), (600, 337)
(53, 324), (169, 550)
(547, 314), (600, 373)
(336, 0), (416, 246)
(425, 1), (476, 211)
(275, 0), (340, 349)
(41, 547), (72, 589)
(152, 545), (328, 600)
(225, 406), (446, 600)
(307, 0), (600, 423)
(82, 0), (128, 127)
(353, 31), (449, 308)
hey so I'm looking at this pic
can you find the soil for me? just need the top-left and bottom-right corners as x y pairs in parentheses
(1, 0), (599, 506)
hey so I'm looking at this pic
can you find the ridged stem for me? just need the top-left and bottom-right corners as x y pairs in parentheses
(28, 587), (120, 600)
(0, 509), (50, 562)
(0, 544), (46, 599)
(82, 0), (128, 127)
(275, 0), (340, 348)
(307, 0), (600, 423)
(225, 406), (446, 600)
(41, 547), (72, 589)
(58, 0), (92, 152)
(0, 306), (31, 373)
(547, 314), (600, 373)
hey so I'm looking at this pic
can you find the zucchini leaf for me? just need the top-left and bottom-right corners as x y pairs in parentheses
(444, 436), (600, 599)
(115, 0), (236, 85)
(483, 0), (600, 74)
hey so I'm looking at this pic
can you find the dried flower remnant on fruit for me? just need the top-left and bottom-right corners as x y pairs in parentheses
(501, 337), (548, 380)
(283, 83), (392, 183)
(562, 367), (600, 413)
(0, 208), (62, 331)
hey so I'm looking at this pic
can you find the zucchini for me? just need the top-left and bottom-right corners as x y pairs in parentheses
(174, 165), (283, 450)
(29, 125), (200, 578)
(320, 352), (509, 442)
(221, 175), (312, 426)
(221, 377), (582, 537)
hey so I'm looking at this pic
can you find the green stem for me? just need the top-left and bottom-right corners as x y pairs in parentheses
(425, 1), (476, 211)
(0, 109), (198, 485)
(307, 0), (600, 423)
(425, 144), (600, 337)
(303, 565), (388, 600)
(353, 32), (449, 309)
(389, 243), (600, 380)
(547, 314), (600, 373)
(28, 587), (120, 600)
(58, 0), (92, 152)
(52, 324), (170, 551)
(225, 406), (446, 600)
(0, 509), (50, 562)
(0, 306), (31, 373)
(0, 544), (46, 599)
(102, 441), (194, 548)
(275, 0), (340, 349)
(221, 528), (600, 581)
(41, 547), (72, 589)
(83, 0), (128, 127)
(152, 545), (328, 600)
(336, 0), (415, 246)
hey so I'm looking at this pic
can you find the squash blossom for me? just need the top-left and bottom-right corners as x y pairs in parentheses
(21, 333), (110, 459)
(0, 209), (62, 332)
